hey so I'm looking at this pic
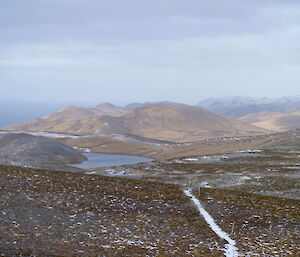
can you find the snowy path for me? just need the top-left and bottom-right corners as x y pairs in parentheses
(184, 188), (239, 257)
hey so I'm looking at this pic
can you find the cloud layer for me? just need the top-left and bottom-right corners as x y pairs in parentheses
(1, 0), (299, 104)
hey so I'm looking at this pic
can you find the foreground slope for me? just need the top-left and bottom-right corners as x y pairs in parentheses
(0, 165), (299, 256)
(0, 165), (223, 256)
(3, 103), (269, 142)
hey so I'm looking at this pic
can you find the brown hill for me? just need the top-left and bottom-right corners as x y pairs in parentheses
(42, 105), (94, 119)
(4, 103), (269, 142)
(4, 104), (126, 135)
(240, 109), (300, 132)
(99, 103), (269, 142)
(4, 105), (106, 135)
(88, 103), (125, 116)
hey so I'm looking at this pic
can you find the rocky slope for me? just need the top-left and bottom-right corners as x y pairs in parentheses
(0, 133), (86, 169)
(0, 159), (298, 256)
(0, 165), (225, 256)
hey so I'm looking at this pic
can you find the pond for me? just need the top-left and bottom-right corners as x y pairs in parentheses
(70, 153), (153, 169)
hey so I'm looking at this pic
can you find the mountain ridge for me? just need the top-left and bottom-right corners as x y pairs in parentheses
(3, 102), (269, 142)
(198, 96), (300, 118)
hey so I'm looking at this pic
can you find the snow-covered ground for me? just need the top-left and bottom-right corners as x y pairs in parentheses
(237, 149), (262, 153)
(0, 130), (81, 138)
(184, 188), (239, 257)
(184, 158), (199, 161)
(72, 146), (91, 153)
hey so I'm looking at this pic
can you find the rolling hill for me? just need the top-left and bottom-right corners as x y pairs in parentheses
(3, 103), (269, 142)
(3, 105), (108, 135)
(88, 103), (126, 116)
(240, 109), (300, 132)
(99, 103), (269, 142)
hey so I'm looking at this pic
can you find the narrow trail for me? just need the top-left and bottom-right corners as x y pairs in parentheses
(183, 188), (239, 257)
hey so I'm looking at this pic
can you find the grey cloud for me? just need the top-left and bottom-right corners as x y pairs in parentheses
(1, 0), (300, 104)
(1, 0), (298, 44)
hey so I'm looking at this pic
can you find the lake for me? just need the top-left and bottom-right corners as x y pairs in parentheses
(70, 153), (153, 168)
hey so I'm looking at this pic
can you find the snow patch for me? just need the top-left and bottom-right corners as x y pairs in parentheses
(184, 188), (239, 257)
(72, 146), (91, 153)
(237, 149), (262, 153)
(0, 131), (81, 138)
(199, 181), (211, 188)
(184, 158), (199, 161)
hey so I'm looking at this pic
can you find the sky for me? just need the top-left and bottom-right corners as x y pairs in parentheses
(1, 0), (300, 106)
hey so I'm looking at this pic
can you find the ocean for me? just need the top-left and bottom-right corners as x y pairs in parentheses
(0, 102), (65, 127)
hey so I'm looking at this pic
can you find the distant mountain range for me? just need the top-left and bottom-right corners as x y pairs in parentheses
(4, 97), (300, 142)
(3, 102), (269, 142)
(197, 96), (300, 118)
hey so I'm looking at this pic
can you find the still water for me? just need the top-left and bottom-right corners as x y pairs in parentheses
(70, 153), (153, 168)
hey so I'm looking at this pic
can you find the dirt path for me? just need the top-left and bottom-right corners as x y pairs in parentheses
(184, 188), (239, 257)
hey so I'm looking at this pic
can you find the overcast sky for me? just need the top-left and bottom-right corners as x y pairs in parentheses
(1, 0), (300, 105)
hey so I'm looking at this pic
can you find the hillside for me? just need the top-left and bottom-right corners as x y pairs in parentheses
(240, 109), (300, 132)
(0, 165), (224, 256)
(3, 103), (269, 142)
(89, 103), (126, 116)
(100, 103), (269, 142)
(0, 133), (86, 168)
(1, 152), (299, 256)
(4, 105), (107, 135)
